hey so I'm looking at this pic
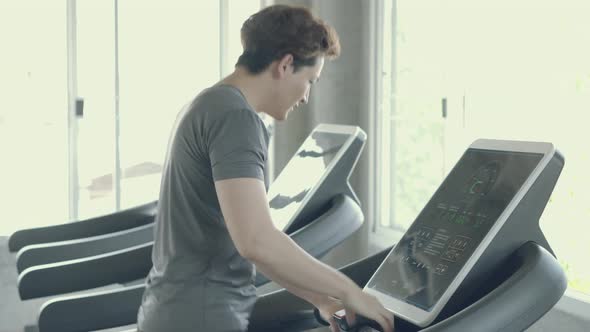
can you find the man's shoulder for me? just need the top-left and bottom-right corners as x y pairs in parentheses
(184, 86), (253, 123)
(193, 85), (250, 111)
(179, 85), (267, 145)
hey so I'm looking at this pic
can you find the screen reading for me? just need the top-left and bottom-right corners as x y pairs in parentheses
(367, 149), (543, 311)
(268, 131), (351, 231)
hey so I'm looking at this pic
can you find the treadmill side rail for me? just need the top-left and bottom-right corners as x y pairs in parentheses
(8, 200), (157, 252)
(38, 284), (146, 332)
(16, 222), (154, 273)
(18, 242), (153, 300)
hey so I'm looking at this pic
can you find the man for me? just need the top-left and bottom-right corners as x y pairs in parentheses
(138, 5), (394, 332)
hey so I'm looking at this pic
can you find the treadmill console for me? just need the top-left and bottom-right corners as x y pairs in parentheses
(367, 149), (543, 311)
(268, 129), (355, 231)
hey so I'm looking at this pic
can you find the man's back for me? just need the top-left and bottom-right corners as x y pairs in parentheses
(137, 85), (269, 332)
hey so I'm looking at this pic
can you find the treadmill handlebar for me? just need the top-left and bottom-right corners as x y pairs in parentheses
(332, 309), (384, 331)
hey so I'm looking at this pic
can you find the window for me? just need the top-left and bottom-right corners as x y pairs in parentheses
(0, 0), (262, 234)
(381, 0), (590, 295)
(0, 1), (69, 234)
(116, 0), (262, 211)
(117, 0), (222, 211)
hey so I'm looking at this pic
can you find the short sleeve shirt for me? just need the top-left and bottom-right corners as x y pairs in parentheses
(137, 84), (269, 332)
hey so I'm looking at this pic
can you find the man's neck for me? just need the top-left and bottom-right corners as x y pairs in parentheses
(219, 67), (275, 115)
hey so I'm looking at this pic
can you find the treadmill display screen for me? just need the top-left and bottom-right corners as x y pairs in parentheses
(367, 149), (543, 311)
(268, 131), (351, 231)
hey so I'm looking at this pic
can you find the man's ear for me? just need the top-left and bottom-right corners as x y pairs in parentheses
(274, 54), (294, 78)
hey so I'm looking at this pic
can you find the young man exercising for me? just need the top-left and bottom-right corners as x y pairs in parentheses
(138, 5), (394, 332)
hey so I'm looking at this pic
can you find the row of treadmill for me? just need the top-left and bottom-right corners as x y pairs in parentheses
(8, 124), (567, 332)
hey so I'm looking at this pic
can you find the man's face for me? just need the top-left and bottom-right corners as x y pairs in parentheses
(273, 57), (324, 121)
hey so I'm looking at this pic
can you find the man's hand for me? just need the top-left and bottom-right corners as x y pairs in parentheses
(342, 288), (394, 332)
(314, 296), (345, 332)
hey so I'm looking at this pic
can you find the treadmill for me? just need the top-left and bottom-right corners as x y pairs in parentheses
(248, 139), (567, 332)
(30, 124), (368, 332)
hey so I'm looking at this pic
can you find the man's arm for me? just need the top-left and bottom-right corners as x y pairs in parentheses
(214, 177), (393, 332)
(214, 177), (356, 300)
(255, 262), (331, 306)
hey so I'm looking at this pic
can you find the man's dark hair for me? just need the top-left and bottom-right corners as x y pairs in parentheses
(236, 5), (341, 74)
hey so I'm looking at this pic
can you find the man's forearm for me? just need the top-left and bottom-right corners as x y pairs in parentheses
(248, 227), (359, 302)
(255, 263), (328, 307)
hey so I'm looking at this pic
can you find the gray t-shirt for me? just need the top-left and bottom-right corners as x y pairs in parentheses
(137, 85), (269, 332)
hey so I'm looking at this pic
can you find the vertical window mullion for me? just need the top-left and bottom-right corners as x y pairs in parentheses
(66, 0), (79, 220)
(114, 0), (121, 211)
(370, 0), (385, 233)
(219, 0), (229, 78)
